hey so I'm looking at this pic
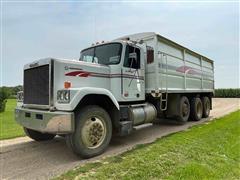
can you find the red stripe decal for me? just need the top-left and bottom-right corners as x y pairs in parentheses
(65, 70), (144, 80)
(65, 71), (91, 77)
(176, 66), (200, 75)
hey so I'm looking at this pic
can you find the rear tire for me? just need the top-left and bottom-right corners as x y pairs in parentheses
(24, 127), (56, 141)
(202, 97), (210, 118)
(66, 105), (112, 158)
(176, 96), (190, 124)
(190, 97), (203, 121)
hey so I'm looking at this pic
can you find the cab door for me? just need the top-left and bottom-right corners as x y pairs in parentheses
(121, 44), (145, 101)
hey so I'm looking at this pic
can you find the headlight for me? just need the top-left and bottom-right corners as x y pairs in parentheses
(57, 90), (70, 103)
(17, 91), (24, 102)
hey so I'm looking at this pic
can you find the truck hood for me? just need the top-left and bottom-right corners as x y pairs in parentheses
(24, 57), (110, 74)
(52, 58), (111, 102)
(22, 57), (112, 109)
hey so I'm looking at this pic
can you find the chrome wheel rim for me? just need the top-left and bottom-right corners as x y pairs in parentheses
(81, 117), (107, 149)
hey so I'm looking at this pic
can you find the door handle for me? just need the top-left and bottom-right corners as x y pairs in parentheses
(125, 69), (135, 73)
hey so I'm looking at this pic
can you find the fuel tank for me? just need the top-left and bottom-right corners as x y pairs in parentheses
(129, 103), (157, 126)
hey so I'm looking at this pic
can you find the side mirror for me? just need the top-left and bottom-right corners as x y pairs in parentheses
(128, 52), (140, 69)
(129, 52), (137, 60)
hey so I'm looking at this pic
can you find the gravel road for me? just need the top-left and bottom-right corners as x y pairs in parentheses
(0, 98), (239, 180)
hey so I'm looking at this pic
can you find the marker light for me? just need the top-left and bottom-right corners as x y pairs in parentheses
(64, 81), (71, 89)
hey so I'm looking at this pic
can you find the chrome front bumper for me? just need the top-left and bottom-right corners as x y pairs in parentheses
(15, 107), (74, 134)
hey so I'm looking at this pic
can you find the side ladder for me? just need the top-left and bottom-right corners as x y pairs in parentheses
(160, 53), (168, 111)
(160, 92), (168, 111)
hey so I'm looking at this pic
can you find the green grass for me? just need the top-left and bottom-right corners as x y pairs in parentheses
(0, 99), (25, 140)
(56, 110), (240, 180)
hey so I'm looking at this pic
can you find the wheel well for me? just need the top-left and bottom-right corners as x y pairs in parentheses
(74, 94), (120, 131)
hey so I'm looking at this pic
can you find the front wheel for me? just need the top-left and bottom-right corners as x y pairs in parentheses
(24, 127), (56, 141)
(66, 105), (112, 158)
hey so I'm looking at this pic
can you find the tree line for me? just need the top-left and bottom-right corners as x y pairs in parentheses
(214, 88), (240, 98)
(0, 85), (23, 112)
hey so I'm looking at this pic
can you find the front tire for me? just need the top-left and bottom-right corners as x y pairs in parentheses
(190, 97), (203, 121)
(66, 105), (112, 158)
(24, 127), (56, 141)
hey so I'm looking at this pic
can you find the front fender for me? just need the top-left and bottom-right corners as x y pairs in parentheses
(55, 87), (119, 111)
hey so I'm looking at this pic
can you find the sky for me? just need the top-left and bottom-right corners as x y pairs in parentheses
(0, 1), (239, 88)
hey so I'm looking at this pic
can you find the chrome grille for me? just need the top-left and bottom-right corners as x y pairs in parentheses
(23, 65), (50, 105)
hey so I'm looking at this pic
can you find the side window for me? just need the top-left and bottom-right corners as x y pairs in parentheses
(124, 45), (140, 69)
(83, 55), (93, 63)
(147, 46), (154, 64)
(81, 48), (94, 63)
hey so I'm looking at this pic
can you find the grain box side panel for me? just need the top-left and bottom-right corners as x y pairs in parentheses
(184, 51), (202, 90)
(145, 33), (214, 94)
(202, 57), (214, 90)
(157, 39), (185, 91)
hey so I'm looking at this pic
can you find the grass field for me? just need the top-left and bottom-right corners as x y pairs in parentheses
(56, 110), (240, 180)
(0, 99), (25, 140)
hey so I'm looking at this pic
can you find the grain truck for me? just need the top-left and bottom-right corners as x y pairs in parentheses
(15, 32), (214, 158)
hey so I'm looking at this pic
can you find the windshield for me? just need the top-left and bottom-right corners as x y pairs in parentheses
(80, 43), (122, 65)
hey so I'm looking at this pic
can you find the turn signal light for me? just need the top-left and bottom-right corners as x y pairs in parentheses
(64, 81), (71, 89)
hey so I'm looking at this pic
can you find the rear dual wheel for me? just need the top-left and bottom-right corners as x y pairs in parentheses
(177, 96), (190, 124)
(190, 97), (203, 121)
(202, 97), (210, 118)
(189, 96), (210, 121)
(177, 96), (210, 123)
